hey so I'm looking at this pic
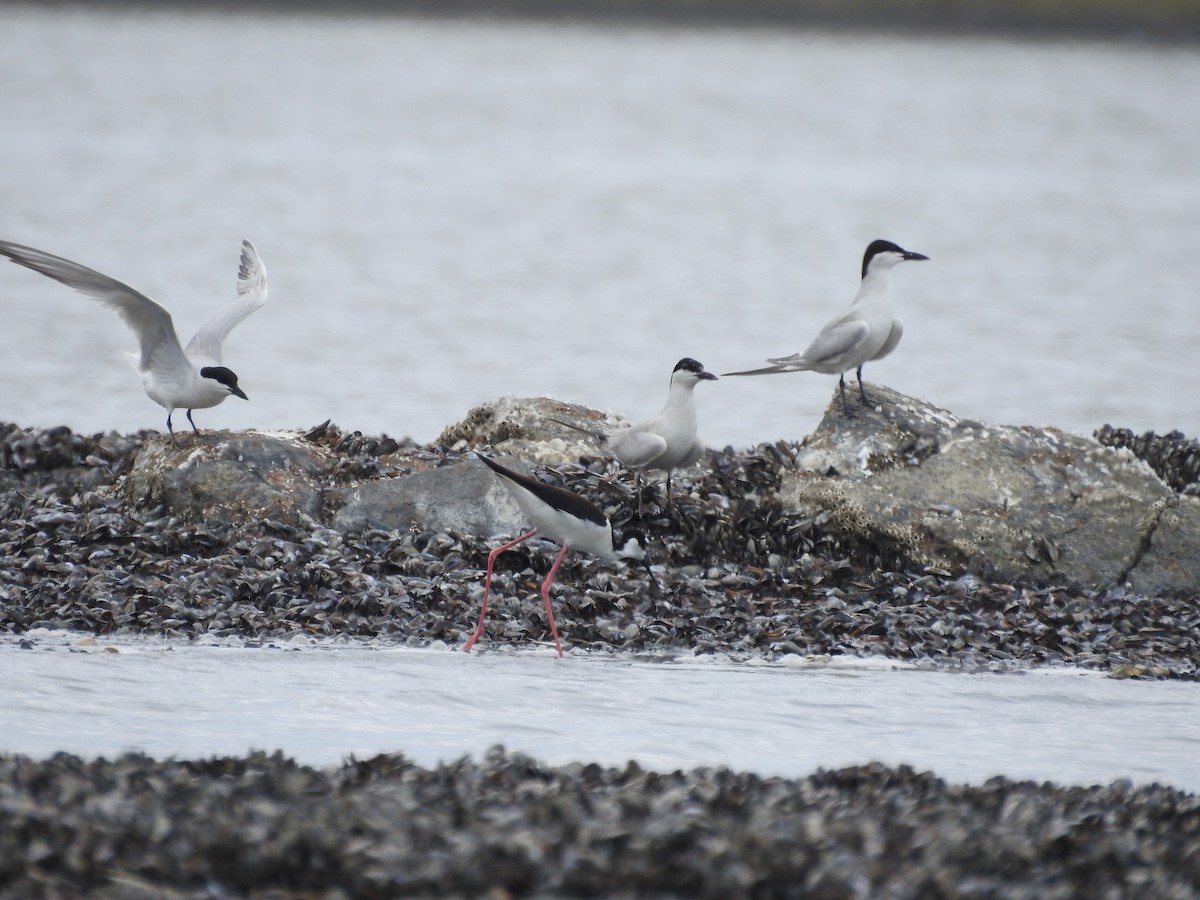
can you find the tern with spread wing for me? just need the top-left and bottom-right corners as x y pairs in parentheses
(0, 239), (267, 439)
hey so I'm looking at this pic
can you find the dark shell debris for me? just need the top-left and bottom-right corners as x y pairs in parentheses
(1, 420), (1197, 679)
(2, 749), (1199, 898)
(1095, 424), (1200, 495)
(4, 422), (1200, 896)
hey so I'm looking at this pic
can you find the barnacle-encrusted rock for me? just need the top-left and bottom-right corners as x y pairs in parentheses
(779, 383), (1200, 593)
(121, 431), (331, 526)
(437, 395), (630, 465)
(1095, 425), (1200, 494)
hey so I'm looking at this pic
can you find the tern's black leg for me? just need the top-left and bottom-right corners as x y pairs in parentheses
(665, 472), (674, 513)
(838, 374), (849, 412)
(856, 366), (871, 405)
(166, 412), (177, 444)
(186, 409), (199, 434)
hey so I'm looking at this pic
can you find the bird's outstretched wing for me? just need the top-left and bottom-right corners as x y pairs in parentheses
(185, 240), (268, 365)
(0, 239), (184, 372)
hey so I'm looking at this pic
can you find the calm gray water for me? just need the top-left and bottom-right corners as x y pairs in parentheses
(2, 9), (1198, 790)
(5, 635), (1200, 792)
(1, 8), (1198, 449)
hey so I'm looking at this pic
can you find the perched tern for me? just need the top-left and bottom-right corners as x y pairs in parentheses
(556, 357), (717, 514)
(465, 453), (645, 657)
(0, 239), (267, 439)
(724, 239), (928, 408)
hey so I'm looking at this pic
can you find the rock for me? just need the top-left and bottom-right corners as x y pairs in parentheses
(109, 413), (625, 541)
(1095, 425), (1200, 494)
(332, 459), (526, 536)
(1125, 498), (1200, 595)
(780, 383), (1200, 591)
(436, 395), (629, 465)
(121, 431), (330, 526)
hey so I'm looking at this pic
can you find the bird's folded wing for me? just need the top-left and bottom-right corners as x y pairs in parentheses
(185, 240), (268, 365)
(788, 320), (870, 369)
(869, 318), (904, 361)
(608, 429), (669, 470)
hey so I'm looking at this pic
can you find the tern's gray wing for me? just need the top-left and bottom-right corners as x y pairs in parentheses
(0, 240), (184, 372)
(870, 318), (904, 362)
(607, 427), (669, 471)
(778, 320), (870, 370)
(185, 240), (267, 365)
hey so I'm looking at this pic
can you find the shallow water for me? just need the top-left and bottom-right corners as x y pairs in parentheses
(4, 636), (1199, 791)
(1, 9), (1199, 449)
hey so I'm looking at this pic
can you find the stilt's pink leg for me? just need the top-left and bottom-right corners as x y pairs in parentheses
(463, 529), (537, 653)
(540, 544), (571, 658)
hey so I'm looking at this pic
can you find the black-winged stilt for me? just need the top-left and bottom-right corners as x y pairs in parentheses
(465, 453), (644, 657)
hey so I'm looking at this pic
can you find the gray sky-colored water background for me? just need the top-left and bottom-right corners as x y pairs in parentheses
(1, 4), (1198, 453)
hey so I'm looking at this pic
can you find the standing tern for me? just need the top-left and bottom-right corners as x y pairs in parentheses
(465, 453), (645, 657)
(556, 357), (718, 514)
(0, 239), (267, 439)
(724, 239), (928, 408)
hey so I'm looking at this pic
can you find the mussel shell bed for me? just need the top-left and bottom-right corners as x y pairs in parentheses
(3, 750), (1198, 897)
(2, 421), (1196, 678)
(2, 421), (1199, 895)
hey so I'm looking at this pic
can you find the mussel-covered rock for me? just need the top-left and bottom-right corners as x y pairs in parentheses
(779, 383), (1200, 594)
(121, 431), (329, 526)
(436, 395), (631, 465)
(1095, 425), (1200, 494)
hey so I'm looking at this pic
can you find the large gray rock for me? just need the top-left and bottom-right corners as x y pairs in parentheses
(121, 431), (330, 526)
(780, 383), (1199, 591)
(331, 462), (524, 537)
(116, 417), (599, 541)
